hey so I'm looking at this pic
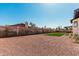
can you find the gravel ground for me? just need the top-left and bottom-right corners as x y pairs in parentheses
(0, 34), (79, 56)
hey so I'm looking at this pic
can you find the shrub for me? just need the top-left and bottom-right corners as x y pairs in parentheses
(0, 30), (6, 37)
(0, 26), (55, 38)
(7, 30), (17, 37)
(18, 29), (28, 36)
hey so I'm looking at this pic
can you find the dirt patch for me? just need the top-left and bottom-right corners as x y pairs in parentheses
(0, 34), (78, 56)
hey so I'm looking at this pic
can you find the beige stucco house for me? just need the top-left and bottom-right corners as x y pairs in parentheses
(71, 8), (79, 37)
(71, 18), (79, 36)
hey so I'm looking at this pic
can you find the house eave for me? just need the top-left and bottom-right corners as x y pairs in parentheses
(70, 18), (79, 23)
(71, 19), (74, 23)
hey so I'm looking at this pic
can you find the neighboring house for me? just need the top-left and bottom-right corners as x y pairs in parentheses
(0, 26), (6, 31)
(7, 23), (28, 31)
(71, 8), (79, 36)
(0, 23), (28, 31)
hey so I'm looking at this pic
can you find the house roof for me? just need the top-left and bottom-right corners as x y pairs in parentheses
(9, 23), (25, 26)
(71, 8), (79, 23)
(71, 18), (79, 23)
(71, 19), (74, 23)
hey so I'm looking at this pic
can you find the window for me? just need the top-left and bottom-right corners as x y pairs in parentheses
(73, 21), (78, 27)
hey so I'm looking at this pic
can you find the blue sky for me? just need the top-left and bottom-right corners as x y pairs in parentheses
(0, 3), (79, 28)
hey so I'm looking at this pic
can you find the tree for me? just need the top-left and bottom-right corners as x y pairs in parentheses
(44, 26), (46, 28)
(25, 21), (28, 25)
(64, 27), (68, 30)
(29, 22), (36, 28)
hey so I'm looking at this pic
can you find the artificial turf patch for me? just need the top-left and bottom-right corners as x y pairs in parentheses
(48, 33), (64, 36)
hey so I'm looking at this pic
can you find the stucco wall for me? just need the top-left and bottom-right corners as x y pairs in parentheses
(72, 18), (79, 36)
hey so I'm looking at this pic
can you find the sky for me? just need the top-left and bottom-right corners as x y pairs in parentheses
(0, 3), (79, 28)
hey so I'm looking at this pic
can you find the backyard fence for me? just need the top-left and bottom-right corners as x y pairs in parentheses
(0, 27), (55, 38)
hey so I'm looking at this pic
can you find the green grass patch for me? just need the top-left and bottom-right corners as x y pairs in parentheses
(48, 33), (64, 36)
